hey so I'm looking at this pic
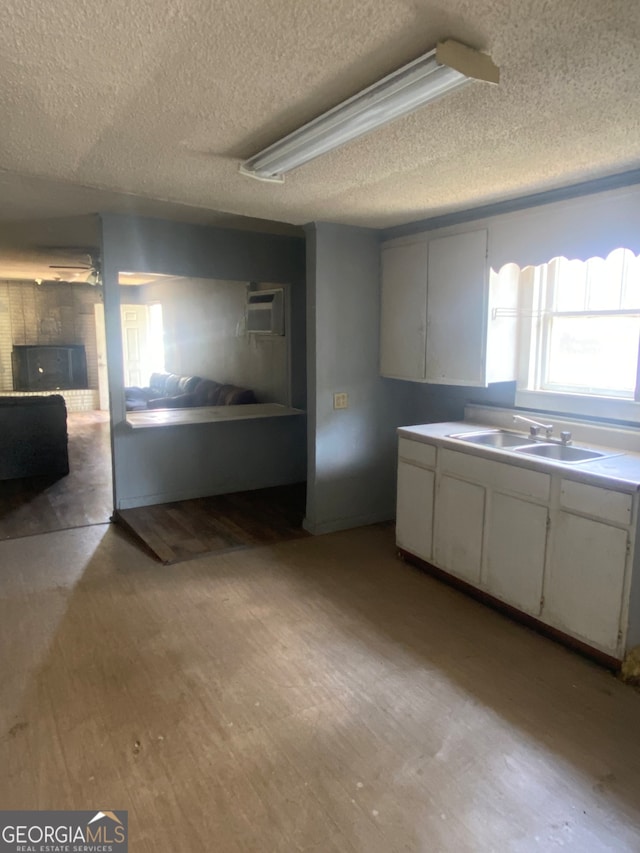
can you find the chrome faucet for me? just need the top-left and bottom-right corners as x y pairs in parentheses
(513, 414), (554, 439)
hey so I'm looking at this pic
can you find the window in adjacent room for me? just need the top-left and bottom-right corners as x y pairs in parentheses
(148, 302), (166, 374)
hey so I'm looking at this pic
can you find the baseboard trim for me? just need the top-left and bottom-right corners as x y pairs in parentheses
(303, 510), (393, 536)
(116, 477), (305, 510)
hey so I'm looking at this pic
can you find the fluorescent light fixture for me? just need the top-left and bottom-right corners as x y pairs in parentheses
(239, 39), (499, 182)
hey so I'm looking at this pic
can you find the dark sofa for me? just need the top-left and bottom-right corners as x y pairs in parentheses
(0, 395), (69, 480)
(125, 372), (257, 411)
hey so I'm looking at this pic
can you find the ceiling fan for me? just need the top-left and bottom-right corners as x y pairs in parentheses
(47, 249), (102, 285)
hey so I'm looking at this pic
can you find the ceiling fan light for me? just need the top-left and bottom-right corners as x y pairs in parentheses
(240, 39), (499, 181)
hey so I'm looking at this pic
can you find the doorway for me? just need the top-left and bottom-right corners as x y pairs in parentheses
(0, 281), (114, 541)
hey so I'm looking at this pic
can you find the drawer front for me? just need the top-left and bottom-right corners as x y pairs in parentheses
(560, 479), (633, 526)
(439, 449), (550, 502)
(398, 438), (436, 469)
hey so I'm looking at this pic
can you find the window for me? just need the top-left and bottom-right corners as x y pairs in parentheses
(518, 249), (640, 408)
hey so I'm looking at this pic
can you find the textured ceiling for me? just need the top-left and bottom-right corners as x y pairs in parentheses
(1, 0), (640, 235)
(0, 172), (300, 280)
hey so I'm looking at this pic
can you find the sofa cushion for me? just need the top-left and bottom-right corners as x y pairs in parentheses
(178, 375), (202, 393)
(149, 372), (169, 395)
(216, 384), (257, 405)
(147, 393), (193, 409)
(192, 379), (222, 406)
(164, 374), (182, 396)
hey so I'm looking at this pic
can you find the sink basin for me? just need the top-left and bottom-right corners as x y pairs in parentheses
(449, 429), (537, 448)
(449, 428), (622, 464)
(449, 430), (621, 464)
(515, 444), (611, 463)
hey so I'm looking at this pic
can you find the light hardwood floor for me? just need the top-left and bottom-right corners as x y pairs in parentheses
(1, 522), (640, 851)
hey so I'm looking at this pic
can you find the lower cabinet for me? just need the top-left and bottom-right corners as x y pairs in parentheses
(397, 436), (637, 660)
(485, 492), (547, 616)
(433, 474), (484, 585)
(396, 461), (435, 561)
(543, 511), (628, 654)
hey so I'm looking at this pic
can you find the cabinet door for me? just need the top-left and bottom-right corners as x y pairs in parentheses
(396, 462), (435, 561)
(486, 493), (547, 616)
(544, 511), (628, 654)
(434, 474), (485, 584)
(380, 239), (428, 381)
(425, 229), (488, 386)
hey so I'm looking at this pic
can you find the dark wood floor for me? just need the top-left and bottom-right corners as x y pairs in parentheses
(0, 410), (112, 541)
(115, 482), (308, 564)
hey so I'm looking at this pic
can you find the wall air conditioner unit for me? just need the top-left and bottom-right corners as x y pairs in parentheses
(246, 288), (285, 335)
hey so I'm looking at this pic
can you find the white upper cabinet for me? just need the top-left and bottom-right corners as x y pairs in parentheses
(380, 227), (518, 386)
(426, 229), (488, 385)
(380, 237), (428, 381)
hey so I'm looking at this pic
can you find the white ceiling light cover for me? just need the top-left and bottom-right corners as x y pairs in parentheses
(240, 39), (499, 182)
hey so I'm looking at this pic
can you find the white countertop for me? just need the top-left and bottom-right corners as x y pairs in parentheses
(398, 420), (640, 493)
(126, 403), (304, 429)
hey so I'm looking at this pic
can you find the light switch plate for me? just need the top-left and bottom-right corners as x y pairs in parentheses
(333, 392), (348, 409)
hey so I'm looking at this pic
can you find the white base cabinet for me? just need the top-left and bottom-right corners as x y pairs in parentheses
(544, 511), (628, 654)
(396, 436), (638, 661)
(434, 475), (484, 585)
(485, 493), (547, 617)
(396, 462), (435, 562)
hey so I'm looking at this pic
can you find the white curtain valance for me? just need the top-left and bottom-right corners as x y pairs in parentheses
(487, 185), (640, 271)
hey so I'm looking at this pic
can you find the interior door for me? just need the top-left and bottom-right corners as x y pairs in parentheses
(120, 305), (149, 387)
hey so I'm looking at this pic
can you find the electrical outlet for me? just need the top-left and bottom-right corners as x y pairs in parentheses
(333, 392), (348, 409)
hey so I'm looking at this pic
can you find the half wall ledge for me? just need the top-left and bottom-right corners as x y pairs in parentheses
(125, 402), (305, 429)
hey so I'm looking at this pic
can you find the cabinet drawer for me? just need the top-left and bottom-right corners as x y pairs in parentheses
(398, 438), (436, 469)
(560, 479), (633, 526)
(440, 449), (550, 502)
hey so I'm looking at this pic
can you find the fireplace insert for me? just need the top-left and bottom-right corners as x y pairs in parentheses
(12, 345), (88, 391)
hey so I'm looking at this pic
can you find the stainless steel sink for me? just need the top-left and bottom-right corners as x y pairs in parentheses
(449, 429), (537, 448)
(449, 429), (621, 464)
(515, 443), (612, 463)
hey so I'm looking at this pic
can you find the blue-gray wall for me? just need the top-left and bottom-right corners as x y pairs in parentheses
(409, 381), (517, 425)
(100, 214), (306, 509)
(303, 223), (518, 535)
(304, 222), (415, 534)
(102, 176), (640, 524)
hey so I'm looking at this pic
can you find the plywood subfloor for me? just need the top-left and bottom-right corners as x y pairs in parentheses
(115, 482), (308, 563)
(1, 523), (640, 851)
(0, 410), (112, 540)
